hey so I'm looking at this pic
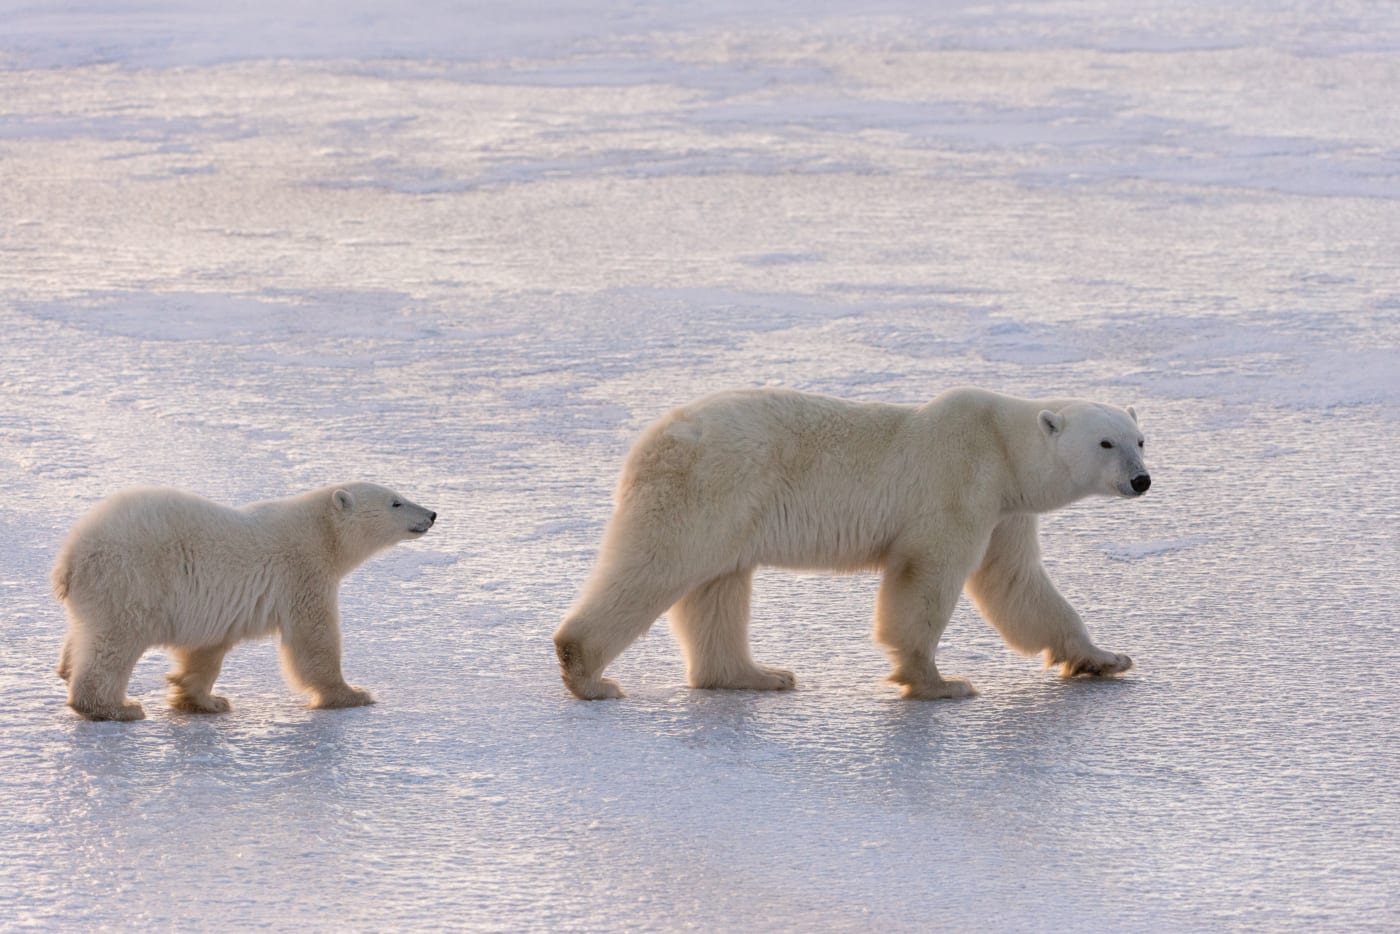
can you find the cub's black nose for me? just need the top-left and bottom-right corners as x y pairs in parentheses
(1131, 473), (1151, 495)
(428, 511), (438, 522)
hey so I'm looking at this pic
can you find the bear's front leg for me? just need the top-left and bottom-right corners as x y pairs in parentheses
(279, 599), (376, 710)
(672, 570), (796, 692)
(966, 515), (1133, 680)
(874, 561), (976, 700)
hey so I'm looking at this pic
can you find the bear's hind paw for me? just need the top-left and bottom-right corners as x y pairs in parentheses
(691, 664), (796, 692)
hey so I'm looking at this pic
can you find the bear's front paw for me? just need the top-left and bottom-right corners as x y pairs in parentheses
(1060, 651), (1133, 678)
(691, 664), (797, 692)
(311, 686), (377, 709)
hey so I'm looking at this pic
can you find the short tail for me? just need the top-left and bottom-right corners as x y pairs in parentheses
(51, 550), (72, 601)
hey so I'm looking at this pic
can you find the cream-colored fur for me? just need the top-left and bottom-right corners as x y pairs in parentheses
(554, 387), (1150, 700)
(52, 483), (436, 721)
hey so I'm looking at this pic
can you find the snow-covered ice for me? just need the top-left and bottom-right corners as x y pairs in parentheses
(1, 1), (1397, 930)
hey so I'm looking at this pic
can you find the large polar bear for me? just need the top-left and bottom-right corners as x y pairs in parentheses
(554, 387), (1151, 701)
(52, 483), (436, 721)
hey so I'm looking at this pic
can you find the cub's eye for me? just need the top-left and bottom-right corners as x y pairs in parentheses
(1100, 440), (1114, 449)
(392, 501), (403, 508)
(1138, 440), (1145, 448)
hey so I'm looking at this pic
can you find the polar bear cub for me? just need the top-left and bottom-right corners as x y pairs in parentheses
(554, 387), (1151, 700)
(53, 483), (436, 721)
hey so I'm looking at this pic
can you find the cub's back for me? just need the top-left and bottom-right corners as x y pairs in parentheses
(53, 489), (260, 599)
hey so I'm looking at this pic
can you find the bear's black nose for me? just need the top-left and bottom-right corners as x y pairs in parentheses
(428, 511), (437, 522)
(1131, 473), (1151, 494)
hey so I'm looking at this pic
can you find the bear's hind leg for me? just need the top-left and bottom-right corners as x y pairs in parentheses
(672, 569), (795, 692)
(875, 561), (975, 700)
(554, 568), (693, 700)
(167, 644), (233, 713)
(966, 515), (1132, 679)
(66, 628), (147, 722)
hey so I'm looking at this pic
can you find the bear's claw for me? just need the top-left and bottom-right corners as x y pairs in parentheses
(1060, 652), (1133, 678)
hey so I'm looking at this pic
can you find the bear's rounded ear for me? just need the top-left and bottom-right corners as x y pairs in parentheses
(333, 489), (354, 512)
(1127, 405), (1138, 424)
(1038, 410), (1065, 436)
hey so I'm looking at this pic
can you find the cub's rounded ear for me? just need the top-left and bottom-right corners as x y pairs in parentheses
(1128, 405), (1139, 424)
(1038, 410), (1065, 436)
(333, 489), (355, 512)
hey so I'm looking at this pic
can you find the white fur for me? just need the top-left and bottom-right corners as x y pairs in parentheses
(553, 387), (1149, 700)
(52, 483), (436, 721)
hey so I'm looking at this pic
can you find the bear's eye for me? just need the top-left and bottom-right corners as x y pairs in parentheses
(1100, 440), (1114, 449)
(391, 501), (403, 509)
(1137, 440), (1144, 449)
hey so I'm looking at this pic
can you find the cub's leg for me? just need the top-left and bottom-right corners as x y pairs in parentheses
(671, 569), (795, 692)
(167, 644), (234, 713)
(966, 515), (1132, 677)
(875, 560), (976, 700)
(279, 597), (374, 709)
(65, 625), (148, 722)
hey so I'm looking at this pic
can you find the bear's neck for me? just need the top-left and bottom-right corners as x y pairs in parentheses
(321, 518), (381, 578)
(1004, 469), (1084, 514)
(998, 414), (1088, 515)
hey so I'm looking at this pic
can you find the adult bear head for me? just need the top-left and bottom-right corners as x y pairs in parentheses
(1038, 403), (1150, 499)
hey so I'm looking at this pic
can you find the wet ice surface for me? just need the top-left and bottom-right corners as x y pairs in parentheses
(2, 2), (1398, 930)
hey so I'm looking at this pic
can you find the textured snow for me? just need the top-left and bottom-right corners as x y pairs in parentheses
(2, 1), (1398, 931)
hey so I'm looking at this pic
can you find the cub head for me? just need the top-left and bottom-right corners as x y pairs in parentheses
(1038, 402), (1150, 499)
(331, 483), (437, 552)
